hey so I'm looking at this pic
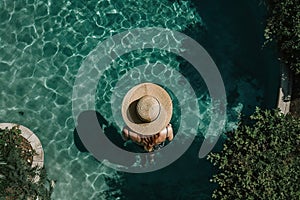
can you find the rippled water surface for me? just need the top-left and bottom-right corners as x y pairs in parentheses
(0, 0), (280, 199)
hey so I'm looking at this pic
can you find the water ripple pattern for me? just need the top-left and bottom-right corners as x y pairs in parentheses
(0, 0), (281, 199)
(0, 0), (203, 199)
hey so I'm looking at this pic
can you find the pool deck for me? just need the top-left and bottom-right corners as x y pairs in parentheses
(277, 65), (292, 114)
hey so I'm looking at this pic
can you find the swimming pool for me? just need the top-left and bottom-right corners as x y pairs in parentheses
(0, 0), (280, 199)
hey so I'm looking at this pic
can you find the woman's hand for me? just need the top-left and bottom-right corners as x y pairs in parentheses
(121, 127), (130, 141)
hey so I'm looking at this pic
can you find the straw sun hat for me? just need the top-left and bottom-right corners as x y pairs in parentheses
(121, 83), (173, 135)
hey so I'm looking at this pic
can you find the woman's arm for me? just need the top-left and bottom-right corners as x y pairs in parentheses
(122, 127), (141, 143)
(129, 131), (142, 143)
(155, 124), (174, 143)
(166, 124), (173, 141)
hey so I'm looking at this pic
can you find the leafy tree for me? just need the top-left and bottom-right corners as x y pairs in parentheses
(264, 0), (300, 74)
(0, 152), (5, 180)
(0, 126), (54, 199)
(208, 108), (300, 200)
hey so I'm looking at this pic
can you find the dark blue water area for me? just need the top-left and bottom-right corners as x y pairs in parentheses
(112, 1), (280, 200)
(191, 0), (280, 115)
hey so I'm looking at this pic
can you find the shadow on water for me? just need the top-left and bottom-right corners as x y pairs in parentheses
(74, 111), (125, 153)
(73, 109), (221, 200)
(74, 87), (182, 154)
(113, 138), (225, 200)
(74, 129), (88, 153)
(73, 111), (107, 153)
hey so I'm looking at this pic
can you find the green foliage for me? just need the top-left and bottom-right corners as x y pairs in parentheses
(264, 0), (300, 74)
(0, 153), (5, 180)
(0, 126), (54, 199)
(208, 108), (300, 200)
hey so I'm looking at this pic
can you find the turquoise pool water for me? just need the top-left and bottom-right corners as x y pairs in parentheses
(0, 0), (280, 199)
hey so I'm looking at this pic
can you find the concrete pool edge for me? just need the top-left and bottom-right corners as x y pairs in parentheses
(277, 64), (292, 114)
(0, 123), (44, 168)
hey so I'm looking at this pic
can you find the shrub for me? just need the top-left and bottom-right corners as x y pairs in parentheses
(208, 108), (300, 199)
(264, 0), (300, 74)
(0, 126), (54, 199)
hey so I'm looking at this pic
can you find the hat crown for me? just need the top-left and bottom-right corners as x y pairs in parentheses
(136, 95), (160, 123)
(122, 83), (172, 135)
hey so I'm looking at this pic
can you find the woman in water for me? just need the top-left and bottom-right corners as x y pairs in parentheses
(122, 124), (173, 152)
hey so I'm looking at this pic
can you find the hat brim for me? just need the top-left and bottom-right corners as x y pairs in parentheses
(122, 83), (173, 135)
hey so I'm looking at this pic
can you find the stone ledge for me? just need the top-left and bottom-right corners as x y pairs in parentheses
(0, 123), (44, 168)
(277, 65), (292, 114)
